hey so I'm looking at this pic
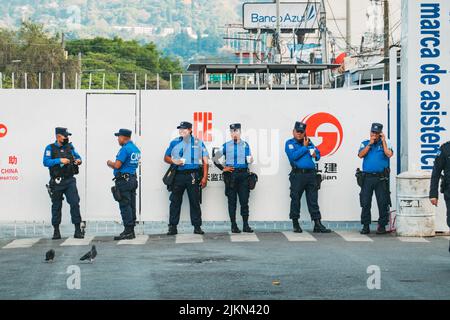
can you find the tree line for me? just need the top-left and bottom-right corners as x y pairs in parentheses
(0, 22), (183, 89)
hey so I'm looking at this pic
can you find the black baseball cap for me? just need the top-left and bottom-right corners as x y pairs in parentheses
(55, 127), (72, 137)
(177, 121), (193, 129)
(114, 129), (132, 137)
(371, 123), (383, 133)
(294, 122), (307, 132)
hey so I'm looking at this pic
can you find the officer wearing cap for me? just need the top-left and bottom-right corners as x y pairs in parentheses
(164, 121), (209, 235)
(212, 123), (254, 233)
(358, 123), (393, 235)
(429, 141), (450, 249)
(107, 129), (141, 240)
(285, 122), (331, 233)
(43, 127), (84, 240)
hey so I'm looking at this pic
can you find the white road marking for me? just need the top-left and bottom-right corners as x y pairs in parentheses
(175, 234), (204, 244)
(229, 232), (259, 242)
(60, 236), (95, 246)
(282, 231), (317, 242)
(397, 237), (430, 243)
(118, 235), (149, 245)
(3, 238), (41, 249)
(335, 231), (373, 242)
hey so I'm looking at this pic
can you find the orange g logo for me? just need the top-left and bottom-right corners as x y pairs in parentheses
(302, 113), (343, 157)
(0, 124), (7, 138)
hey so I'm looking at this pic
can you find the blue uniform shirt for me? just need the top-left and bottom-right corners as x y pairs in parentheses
(43, 142), (81, 168)
(165, 135), (209, 171)
(222, 139), (251, 169)
(114, 141), (141, 176)
(285, 138), (320, 170)
(359, 139), (392, 173)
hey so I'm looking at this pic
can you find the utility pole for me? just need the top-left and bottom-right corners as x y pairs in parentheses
(346, 0), (351, 54)
(320, 0), (330, 86)
(383, 0), (390, 81)
(274, 0), (281, 63)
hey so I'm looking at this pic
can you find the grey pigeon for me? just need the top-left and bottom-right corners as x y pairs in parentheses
(45, 249), (55, 262)
(80, 245), (97, 262)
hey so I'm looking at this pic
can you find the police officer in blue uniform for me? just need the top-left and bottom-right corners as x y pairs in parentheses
(43, 127), (84, 240)
(429, 141), (450, 252)
(358, 123), (393, 234)
(212, 123), (254, 233)
(285, 122), (331, 233)
(107, 129), (141, 240)
(164, 121), (209, 235)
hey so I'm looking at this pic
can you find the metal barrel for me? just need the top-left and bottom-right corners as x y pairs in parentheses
(396, 171), (435, 237)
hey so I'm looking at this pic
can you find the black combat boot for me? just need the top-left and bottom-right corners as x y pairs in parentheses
(167, 225), (178, 236)
(194, 226), (205, 235)
(313, 219), (332, 233)
(114, 226), (135, 240)
(292, 219), (302, 233)
(52, 225), (61, 240)
(242, 216), (254, 233)
(360, 224), (370, 234)
(231, 222), (241, 233)
(376, 225), (387, 234)
(74, 223), (85, 239)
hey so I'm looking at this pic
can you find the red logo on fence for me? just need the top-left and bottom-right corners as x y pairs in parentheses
(0, 124), (7, 138)
(302, 113), (343, 157)
(193, 112), (212, 142)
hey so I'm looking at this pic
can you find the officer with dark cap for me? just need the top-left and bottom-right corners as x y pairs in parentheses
(285, 121), (331, 233)
(429, 140), (450, 251)
(164, 121), (209, 235)
(358, 123), (393, 235)
(43, 127), (84, 240)
(212, 123), (254, 233)
(107, 129), (141, 240)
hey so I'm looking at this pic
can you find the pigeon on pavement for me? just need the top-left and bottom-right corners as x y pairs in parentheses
(45, 249), (55, 262)
(80, 245), (97, 263)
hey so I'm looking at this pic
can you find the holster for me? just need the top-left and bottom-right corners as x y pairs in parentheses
(248, 172), (258, 190)
(316, 173), (323, 190)
(111, 186), (122, 202)
(355, 168), (364, 188)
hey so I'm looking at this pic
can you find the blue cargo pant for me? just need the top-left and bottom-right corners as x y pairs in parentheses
(115, 175), (138, 227)
(359, 175), (390, 226)
(50, 176), (82, 226)
(289, 171), (321, 221)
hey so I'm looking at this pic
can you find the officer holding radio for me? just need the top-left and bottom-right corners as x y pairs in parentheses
(285, 122), (331, 234)
(43, 127), (84, 240)
(357, 123), (393, 235)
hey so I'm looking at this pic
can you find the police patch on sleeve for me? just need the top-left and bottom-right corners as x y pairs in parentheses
(46, 150), (51, 157)
(436, 150), (441, 156)
(288, 144), (294, 150)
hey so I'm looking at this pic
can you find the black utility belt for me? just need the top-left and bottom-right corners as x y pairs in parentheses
(363, 172), (386, 177)
(50, 175), (72, 181)
(292, 168), (316, 174)
(177, 169), (199, 174)
(230, 168), (249, 173)
(113, 173), (136, 181)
